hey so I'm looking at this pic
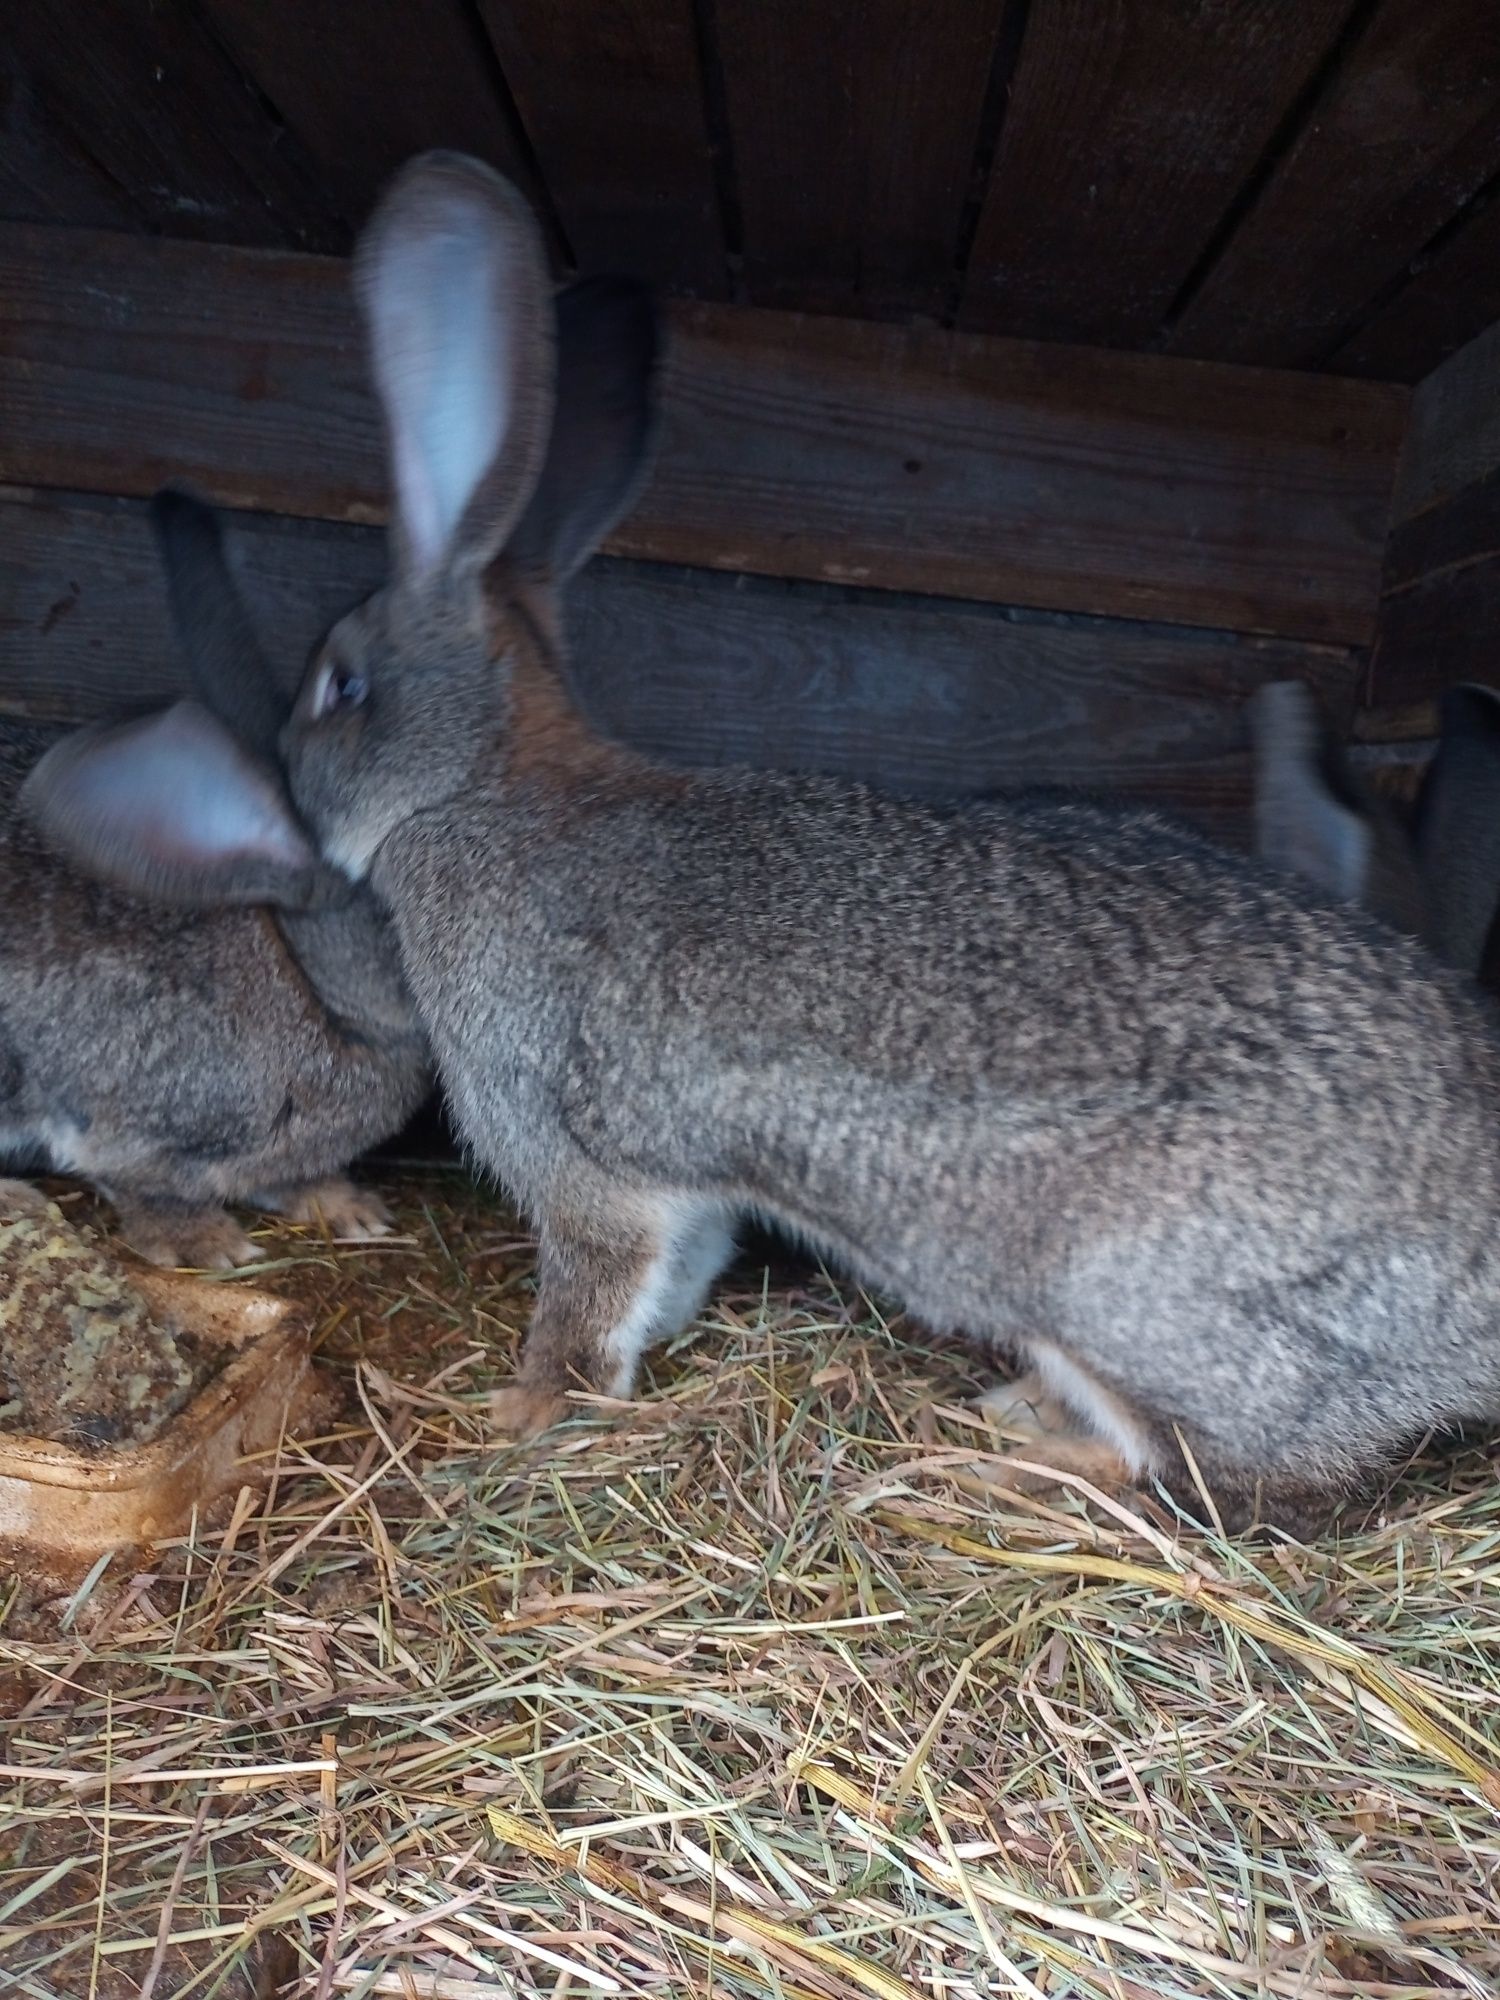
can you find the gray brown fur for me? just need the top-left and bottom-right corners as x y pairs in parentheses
(1, 719), (429, 1264)
(37, 155), (1500, 1528)
(4, 494), (430, 1266)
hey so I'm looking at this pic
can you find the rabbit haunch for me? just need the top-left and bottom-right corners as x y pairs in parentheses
(32, 153), (1500, 1530)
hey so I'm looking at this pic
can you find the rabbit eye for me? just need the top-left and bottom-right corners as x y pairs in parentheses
(311, 656), (369, 719)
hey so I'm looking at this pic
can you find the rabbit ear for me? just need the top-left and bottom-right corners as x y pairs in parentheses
(356, 151), (555, 586)
(507, 276), (661, 584)
(150, 486), (287, 762)
(20, 701), (347, 911)
(1253, 681), (1376, 903)
(1413, 683), (1500, 978)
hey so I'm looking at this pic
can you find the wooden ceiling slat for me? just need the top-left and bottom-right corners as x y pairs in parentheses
(198, 0), (543, 251)
(5, 2), (343, 249)
(1166, 0), (1500, 370)
(712, 0), (1008, 319)
(0, 66), (139, 230)
(1327, 196), (1500, 384)
(0, 221), (1405, 645)
(959, 0), (1351, 348)
(475, 0), (726, 296)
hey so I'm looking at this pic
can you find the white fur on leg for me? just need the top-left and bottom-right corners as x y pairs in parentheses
(1025, 1340), (1156, 1477)
(602, 1201), (736, 1397)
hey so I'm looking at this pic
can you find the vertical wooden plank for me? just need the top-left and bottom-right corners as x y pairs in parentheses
(1390, 318), (1500, 526)
(199, 0), (543, 247)
(1369, 318), (1500, 709)
(960, 0), (1351, 346)
(714, 0), (1008, 318)
(475, 0), (725, 295)
(1168, 0), (1500, 369)
(5, 1), (343, 249)
(1327, 197), (1500, 384)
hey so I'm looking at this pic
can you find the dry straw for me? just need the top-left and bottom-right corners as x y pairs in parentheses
(2, 1167), (1497, 1998)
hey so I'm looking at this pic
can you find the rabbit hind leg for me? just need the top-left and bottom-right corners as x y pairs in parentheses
(977, 1341), (1154, 1493)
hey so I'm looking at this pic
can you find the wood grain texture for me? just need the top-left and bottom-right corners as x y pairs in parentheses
(1169, 0), (1500, 370)
(476, 0), (725, 295)
(1371, 561), (1500, 710)
(1371, 314), (1500, 710)
(3, 2), (342, 249)
(0, 223), (1406, 645)
(713, 0), (1006, 317)
(1391, 317), (1500, 525)
(643, 307), (1403, 642)
(1383, 468), (1500, 597)
(0, 227), (376, 523)
(199, 0), (540, 249)
(0, 490), (1360, 843)
(960, 0), (1350, 346)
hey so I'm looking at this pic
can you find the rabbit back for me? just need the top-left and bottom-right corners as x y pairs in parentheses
(378, 762), (1500, 1517)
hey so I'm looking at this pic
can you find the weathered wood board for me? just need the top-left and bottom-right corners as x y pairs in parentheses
(0, 489), (1362, 843)
(0, 223), (1405, 646)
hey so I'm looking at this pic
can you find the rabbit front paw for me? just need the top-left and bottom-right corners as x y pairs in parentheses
(115, 1201), (265, 1271)
(488, 1381), (570, 1438)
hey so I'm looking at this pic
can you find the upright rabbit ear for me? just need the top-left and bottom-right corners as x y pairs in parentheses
(507, 276), (661, 584)
(356, 151), (555, 586)
(150, 486), (287, 762)
(1413, 684), (1500, 978)
(1252, 681), (1424, 934)
(20, 701), (346, 910)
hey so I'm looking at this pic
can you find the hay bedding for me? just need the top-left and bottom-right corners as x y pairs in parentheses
(0, 1168), (1497, 2000)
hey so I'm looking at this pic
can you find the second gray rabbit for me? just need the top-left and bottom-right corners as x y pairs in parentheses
(2, 492), (430, 1266)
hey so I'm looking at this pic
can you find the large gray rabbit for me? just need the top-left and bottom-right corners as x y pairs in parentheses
(6, 491), (430, 1266)
(28, 154), (1500, 1530)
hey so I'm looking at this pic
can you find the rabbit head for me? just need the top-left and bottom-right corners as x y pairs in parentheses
(289, 158), (659, 886)
(23, 156), (660, 918)
(23, 490), (353, 915)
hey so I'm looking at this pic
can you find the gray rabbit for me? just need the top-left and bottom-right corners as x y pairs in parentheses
(1254, 676), (1500, 986)
(5, 490), (430, 1266)
(28, 154), (1500, 1530)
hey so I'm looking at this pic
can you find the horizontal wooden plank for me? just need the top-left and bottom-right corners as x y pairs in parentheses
(1167, 0), (1500, 371)
(0, 490), (1362, 842)
(961, 0), (1350, 348)
(0, 222), (1405, 644)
